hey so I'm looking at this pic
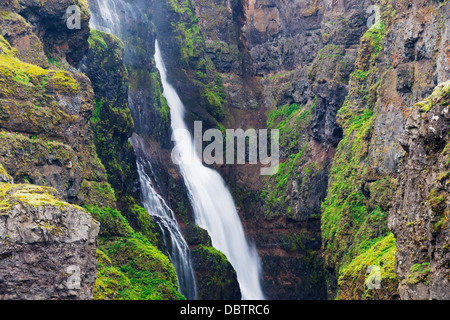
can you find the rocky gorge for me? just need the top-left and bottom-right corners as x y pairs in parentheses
(0, 0), (448, 301)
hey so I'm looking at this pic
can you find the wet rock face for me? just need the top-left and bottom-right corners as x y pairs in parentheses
(0, 2), (115, 208)
(17, 0), (91, 67)
(389, 82), (450, 300)
(184, 224), (242, 300)
(0, 184), (99, 300)
(242, 0), (324, 75)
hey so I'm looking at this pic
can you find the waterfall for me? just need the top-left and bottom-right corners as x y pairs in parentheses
(132, 136), (198, 300)
(155, 41), (265, 300)
(88, 0), (198, 300)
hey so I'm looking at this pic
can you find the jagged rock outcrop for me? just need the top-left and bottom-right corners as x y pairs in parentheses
(389, 81), (450, 300)
(186, 225), (241, 300)
(1, 0), (186, 301)
(0, 5), (115, 208)
(0, 181), (99, 300)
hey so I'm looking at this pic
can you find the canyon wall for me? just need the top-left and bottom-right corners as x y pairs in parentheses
(0, 0), (448, 300)
(184, 0), (450, 299)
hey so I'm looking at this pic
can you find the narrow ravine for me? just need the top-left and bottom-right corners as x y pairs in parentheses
(155, 40), (265, 300)
(88, 0), (198, 300)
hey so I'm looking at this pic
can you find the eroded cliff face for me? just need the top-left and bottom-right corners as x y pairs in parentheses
(0, 0), (184, 300)
(188, 0), (450, 300)
(389, 82), (449, 300)
(0, 181), (99, 300)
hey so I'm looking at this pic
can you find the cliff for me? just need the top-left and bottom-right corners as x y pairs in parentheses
(0, 0), (448, 301)
(389, 81), (449, 300)
(0, 0), (183, 300)
(159, 0), (449, 300)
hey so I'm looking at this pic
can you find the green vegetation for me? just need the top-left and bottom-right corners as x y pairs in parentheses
(0, 35), (80, 97)
(167, 0), (226, 122)
(85, 29), (184, 299)
(338, 234), (398, 299)
(85, 205), (185, 300)
(191, 245), (239, 300)
(405, 263), (431, 286)
(319, 11), (397, 299)
(0, 5), (185, 302)
(262, 98), (317, 218)
(86, 29), (139, 209)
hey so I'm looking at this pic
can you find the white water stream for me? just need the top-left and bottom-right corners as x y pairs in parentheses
(155, 41), (265, 300)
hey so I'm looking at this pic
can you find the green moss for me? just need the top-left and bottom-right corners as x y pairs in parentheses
(104, 234), (185, 300)
(0, 35), (81, 130)
(84, 205), (185, 300)
(0, 182), (81, 213)
(166, 0), (226, 123)
(261, 98), (317, 218)
(405, 263), (431, 286)
(0, 36), (79, 95)
(338, 234), (398, 300)
(80, 180), (117, 207)
(192, 244), (239, 299)
(416, 81), (450, 113)
(95, 247), (138, 300)
(84, 205), (133, 238)
(320, 11), (396, 299)
(89, 29), (109, 50)
(361, 20), (386, 60)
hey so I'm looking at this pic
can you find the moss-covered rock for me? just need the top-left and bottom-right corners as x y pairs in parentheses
(191, 245), (241, 300)
(154, 0), (226, 127)
(338, 234), (398, 300)
(84, 205), (185, 300)
(81, 29), (138, 209)
(0, 31), (114, 208)
(17, 0), (91, 67)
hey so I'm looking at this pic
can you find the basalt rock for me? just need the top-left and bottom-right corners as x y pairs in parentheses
(0, 182), (99, 300)
(389, 81), (450, 300)
(17, 0), (91, 67)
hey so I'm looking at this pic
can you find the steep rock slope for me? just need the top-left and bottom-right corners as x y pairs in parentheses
(187, 0), (449, 300)
(0, 168), (99, 300)
(0, 0), (184, 300)
(322, 0), (449, 299)
(87, 0), (242, 300)
(389, 81), (449, 300)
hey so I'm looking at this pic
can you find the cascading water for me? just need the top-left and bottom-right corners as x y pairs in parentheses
(155, 41), (265, 300)
(132, 136), (198, 300)
(88, 0), (198, 300)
